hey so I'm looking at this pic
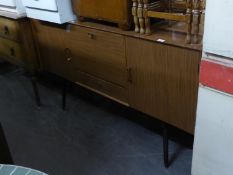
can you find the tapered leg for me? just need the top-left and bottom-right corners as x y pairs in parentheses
(0, 123), (14, 164)
(31, 75), (41, 107)
(62, 80), (67, 110)
(163, 123), (169, 168)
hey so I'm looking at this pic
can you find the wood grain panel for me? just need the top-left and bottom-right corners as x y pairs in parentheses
(31, 21), (72, 80)
(72, 0), (131, 26)
(0, 17), (20, 41)
(64, 25), (127, 87)
(0, 37), (24, 63)
(73, 69), (129, 105)
(126, 37), (201, 134)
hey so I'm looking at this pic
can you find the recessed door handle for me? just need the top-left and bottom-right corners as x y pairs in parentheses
(127, 68), (133, 83)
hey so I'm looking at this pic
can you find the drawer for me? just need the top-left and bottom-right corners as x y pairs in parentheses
(0, 38), (25, 62)
(73, 69), (129, 105)
(22, 0), (58, 11)
(0, 18), (20, 41)
(65, 26), (127, 87)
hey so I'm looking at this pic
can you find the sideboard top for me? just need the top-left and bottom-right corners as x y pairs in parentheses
(72, 21), (202, 51)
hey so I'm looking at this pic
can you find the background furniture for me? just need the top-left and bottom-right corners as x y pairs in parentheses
(72, 0), (132, 29)
(22, 0), (76, 24)
(0, 0), (25, 17)
(133, 0), (205, 44)
(0, 15), (41, 106)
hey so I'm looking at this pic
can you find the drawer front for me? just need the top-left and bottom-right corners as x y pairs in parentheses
(0, 18), (20, 41)
(65, 26), (127, 87)
(73, 69), (129, 105)
(0, 38), (25, 62)
(22, 0), (58, 11)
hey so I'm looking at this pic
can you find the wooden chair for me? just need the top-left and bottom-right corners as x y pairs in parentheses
(132, 0), (205, 44)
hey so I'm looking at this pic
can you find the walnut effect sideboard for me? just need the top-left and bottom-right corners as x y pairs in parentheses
(31, 20), (201, 167)
(32, 20), (201, 134)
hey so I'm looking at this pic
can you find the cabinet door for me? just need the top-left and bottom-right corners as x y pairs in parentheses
(126, 37), (201, 134)
(32, 21), (72, 80)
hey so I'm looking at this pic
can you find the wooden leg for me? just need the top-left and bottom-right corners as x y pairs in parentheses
(78, 16), (85, 22)
(186, 0), (192, 44)
(138, 0), (145, 34)
(0, 123), (14, 164)
(163, 123), (169, 168)
(143, 0), (151, 35)
(31, 75), (41, 107)
(118, 23), (131, 31)
(192, 0), (201, 44)
(132, 0), (140, 33)
(62, 80), (67, 110)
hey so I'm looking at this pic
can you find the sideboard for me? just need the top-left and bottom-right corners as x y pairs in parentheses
(31, 20), (201, 135)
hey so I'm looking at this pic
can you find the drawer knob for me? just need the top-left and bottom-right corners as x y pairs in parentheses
(64, 48), (72, 62)
(4, 26), (9, 35)
(88, 33), (94, 39)
(67, 57), (72, 62)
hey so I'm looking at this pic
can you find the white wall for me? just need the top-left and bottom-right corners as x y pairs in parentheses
(204, 0), (233, 58)
(192, 87), (233, 175)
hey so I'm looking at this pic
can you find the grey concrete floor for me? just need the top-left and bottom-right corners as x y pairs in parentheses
(0, 63), (193, 175)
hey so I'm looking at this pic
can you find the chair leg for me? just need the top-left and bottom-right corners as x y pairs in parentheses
(62, 80), (67, 110)
(31, 75), (41, 107)
(163, 123), (169, 168)
(0, 123), (14, 164)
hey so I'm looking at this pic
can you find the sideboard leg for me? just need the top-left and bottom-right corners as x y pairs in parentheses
(62, 80), (67, 110)
(0, 123), (14, 164)
(31, 75), (41, 107)
(163, 123), (169, 168)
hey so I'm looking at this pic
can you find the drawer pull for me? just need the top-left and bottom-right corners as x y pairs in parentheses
(88, 33), (94, 39)
(64, 48), (72, 62)
(4, 26), (9, 35)
(10, 48), (15, 57)
(67, 57), (72, 62)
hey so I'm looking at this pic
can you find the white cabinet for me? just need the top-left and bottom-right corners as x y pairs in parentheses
(22, 0), (76, 24)
(0, 0), (25, 17)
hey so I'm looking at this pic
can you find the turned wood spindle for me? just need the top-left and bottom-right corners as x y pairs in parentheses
(132, 0), (140, 33)
(199, 0), (206, 35)
(143, 0), (151, 35)
(185, 0), (192, 44)
(138, 0), (145, 34)
(192, 0), (200, 44)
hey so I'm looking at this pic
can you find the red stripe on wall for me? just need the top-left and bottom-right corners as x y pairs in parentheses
(200, 59), (233, 95)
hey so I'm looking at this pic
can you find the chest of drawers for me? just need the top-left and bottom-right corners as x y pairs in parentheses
(0, 16), (38, 71)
